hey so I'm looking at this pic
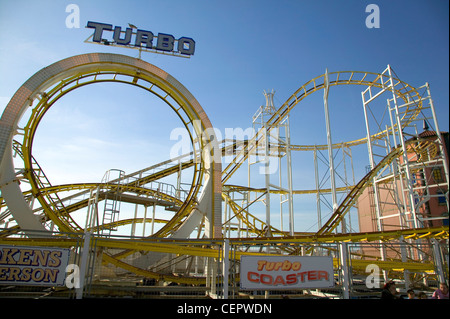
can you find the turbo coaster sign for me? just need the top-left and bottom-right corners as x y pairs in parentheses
(240, 255), (334, 290)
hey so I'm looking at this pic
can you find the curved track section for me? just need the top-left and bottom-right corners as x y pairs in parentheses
(0, 59), (447, 288)
(222, 70), (423, 184)
(0, 53), (221, 238)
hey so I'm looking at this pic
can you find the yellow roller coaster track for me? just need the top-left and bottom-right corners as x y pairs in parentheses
(221, 70), (423, 184)
(0, 224), (446, 285)
(0, 54), (223, 240)
(1, 55), (446, 286)
(4, 134), (443, 284)
(19, 71), (203, 235)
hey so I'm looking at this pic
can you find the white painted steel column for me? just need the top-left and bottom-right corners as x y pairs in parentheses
(151, 202), (156, 235)
(387, 65), (419, 228)
(362, 92), (384, 232)
(222, 239), (230, 299)
(286, 116), (295, 236)
(142, 205), (148, 236)
(323, 69), (339, 220)
(339, 242), (350, 299)
(278, 154), (284, 232)
(427, 83), (450, 212)
(264, 127), (271, 236)
(432, 238), (446, 284)
(362, 80), (388, 280)
(77, 231), (92, 299)
(314, 146), (322, 229)
(400, 236), (410, 289)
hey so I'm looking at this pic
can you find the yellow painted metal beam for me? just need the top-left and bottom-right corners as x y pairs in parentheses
(221, 70), (422, 184)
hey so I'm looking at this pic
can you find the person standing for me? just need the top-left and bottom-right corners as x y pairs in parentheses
(381, 280), (399, 299)
(406, 289), (416, 299)
(432, 282), (449, 299)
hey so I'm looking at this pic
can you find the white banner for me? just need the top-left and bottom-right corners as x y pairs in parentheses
(240, 255), (334, 290)
(0, 245), (70, 286)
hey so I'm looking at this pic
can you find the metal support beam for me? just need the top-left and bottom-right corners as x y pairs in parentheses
(427, 83), (450, 213)
(339, 242), (350, 299)
(222, 239), (229, 299)
(264, 127), (271, 236)
(387, 65), (419, 228)
(432, 238), (446, 285)
(314, 146), (322, 229)
(324, 69), (339, 219)
(286, 116), (295, 236)
(77, 231), (92, 299)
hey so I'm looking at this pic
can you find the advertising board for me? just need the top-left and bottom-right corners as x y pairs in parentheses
(240, 255), (334, 290)
(0, 245), (70, 286)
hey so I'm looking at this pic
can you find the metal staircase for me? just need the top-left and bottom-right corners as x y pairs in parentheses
(100, 169), (125, 237)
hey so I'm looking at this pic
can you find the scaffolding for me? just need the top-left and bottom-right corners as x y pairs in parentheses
(248, 90), (294, 236)
(361, 65), (449, 232)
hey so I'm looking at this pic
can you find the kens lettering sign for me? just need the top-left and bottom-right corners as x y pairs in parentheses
(0, 245), (70, 286)
(240, 256), (334, 290)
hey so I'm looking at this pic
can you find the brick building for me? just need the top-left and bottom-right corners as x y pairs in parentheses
(358, 129), (449, 233)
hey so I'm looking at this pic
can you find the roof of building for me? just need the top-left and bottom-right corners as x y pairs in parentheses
(417, 130), (448, 138)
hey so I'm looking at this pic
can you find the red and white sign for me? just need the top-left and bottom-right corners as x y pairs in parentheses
(240, 255), (334, 290)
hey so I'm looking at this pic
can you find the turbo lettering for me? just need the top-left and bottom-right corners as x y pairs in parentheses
(86, 21), (195, 55)
(257, 259), (301, 271)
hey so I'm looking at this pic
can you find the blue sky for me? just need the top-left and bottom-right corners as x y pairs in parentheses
(0, 0), (448, 234)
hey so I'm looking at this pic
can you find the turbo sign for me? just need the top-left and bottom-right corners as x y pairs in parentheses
(240, 255), (334, 290)
(86, 21), (195, 56)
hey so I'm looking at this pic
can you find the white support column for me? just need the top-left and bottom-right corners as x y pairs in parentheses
(387, 101), (412, 228)
(323, 69), (339, 218)
(400, 236), (411, 290)
(432, 238), (446, 284)
(314, 146), (322, 229)
(151, 202), (156, 235)
(85, 187), (100, 233)
(362, 92), (384, 232)
(264, 127), (271, 236)
(142, 205), (148, 237)
(339, 242), (350, 299)
(77, 231), (92, 299)
(387, 65), (419, 228)
(222, 239), (230, 299)
(85, 189), (94, 231)
(286, 116), (295, 236)
(362, 82), (387, 279)
(132, 204), (139, 237)
(341, 143), (351, 231)
(427, 83), (450, 212)
(278, 128), (284, 233)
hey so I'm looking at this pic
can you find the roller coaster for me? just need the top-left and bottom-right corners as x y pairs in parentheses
(0, 53), (448, 297)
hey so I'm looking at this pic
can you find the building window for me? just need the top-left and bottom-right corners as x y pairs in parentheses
(437, 191), (447, 206)
(432, 168), (443, 183)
